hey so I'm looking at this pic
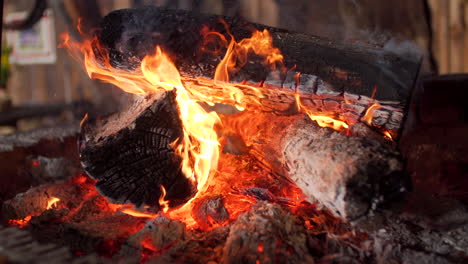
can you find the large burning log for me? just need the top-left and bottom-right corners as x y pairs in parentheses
(99, 7), (419, 102)
(80, 91), (195, 208)
(93, 6), (420, 136)
(221, 111), (409, 220)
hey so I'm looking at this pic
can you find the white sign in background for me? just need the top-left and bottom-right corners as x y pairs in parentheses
(6, 9), (57, 65)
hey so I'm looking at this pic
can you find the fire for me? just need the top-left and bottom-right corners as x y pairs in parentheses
(61, 26), (289, 219)
(307, 115), (349, 130)
(362, 103), (381, 126)
(8, 197), (61, 228)
(158, 185), (169, 213)
(384, 131), (393, 141)
(8, 216), (32, 228)
(295, 92), (349, 131)
(61, 23), (379, 228)
(120, 208), (157, 218)
(80, 113), (88, 128)
(47, 197), (60, 209)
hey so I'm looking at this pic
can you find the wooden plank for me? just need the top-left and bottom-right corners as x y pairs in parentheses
(449, 0), (464, 73)
(432, 0), (450, 73)
(463, 1), (468, 72)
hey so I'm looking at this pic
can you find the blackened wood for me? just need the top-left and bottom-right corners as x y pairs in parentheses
(79, 91), (195, 208)
(97, 6), (420, 103)
(222, 111), (409, 221)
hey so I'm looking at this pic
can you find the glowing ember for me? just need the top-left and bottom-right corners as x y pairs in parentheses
(8, 197), (61, 228)
(8, 215), (32, 228)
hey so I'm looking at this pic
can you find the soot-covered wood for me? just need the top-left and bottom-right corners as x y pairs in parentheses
(97, 7), (420, 104)
(79, 91), (195, 208)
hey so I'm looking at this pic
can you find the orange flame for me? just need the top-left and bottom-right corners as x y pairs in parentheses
(295, 92), (349, 131)
(80, 113), (88, 128)
(158, 185), (169, 213)
(362, 103), (381, 126)
(120, 208), (157, 218)
(384, 131), (393, 141)
(8, 197), (61, 228)
(47, 197), (60, 210)
(61, 25), (359, 227)
(8, 216), (32, 228)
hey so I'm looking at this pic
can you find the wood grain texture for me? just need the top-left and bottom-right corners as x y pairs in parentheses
(79, 91), (195, 208)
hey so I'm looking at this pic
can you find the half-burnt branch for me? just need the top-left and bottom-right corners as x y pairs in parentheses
(79, 91), (195, 208)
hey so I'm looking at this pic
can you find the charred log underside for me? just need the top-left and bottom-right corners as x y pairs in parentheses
(80, 91), (195, 208)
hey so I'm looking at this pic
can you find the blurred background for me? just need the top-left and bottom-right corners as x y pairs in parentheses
(0, 0), (467, 132)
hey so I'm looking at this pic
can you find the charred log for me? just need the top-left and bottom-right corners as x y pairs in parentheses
(79, 91), (195, 208)
(98, 7), (420, 103)
(96, 7), (420, 136)
(222, 111), (409, 221)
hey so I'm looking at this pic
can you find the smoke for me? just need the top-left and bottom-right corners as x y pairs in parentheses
(383, 39), (423, 62)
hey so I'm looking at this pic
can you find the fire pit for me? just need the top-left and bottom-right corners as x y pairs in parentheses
(1, 6), (468, 264)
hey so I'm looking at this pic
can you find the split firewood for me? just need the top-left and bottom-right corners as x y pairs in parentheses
(95, 7), (420, 136)
(221, 111), (409, 221)
(79, 91), (195, 208)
